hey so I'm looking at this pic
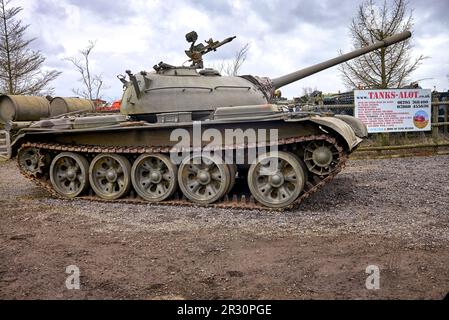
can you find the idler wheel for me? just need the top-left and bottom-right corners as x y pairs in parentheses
(89, 153), (131, 200)
(178, 154), (231, 205)
(304, 140), (340, 176)
(248, 151), (305, 208)
(50, 152), (90, 198)
(131, 154), (177, 202)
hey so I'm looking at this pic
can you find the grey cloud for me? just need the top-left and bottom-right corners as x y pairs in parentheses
(19, 1), (66, 69)
(249, 0), (356, 33)
(34, 0), (68, 20)
(409, 0), (449, 37)
(19, 0), (449, 99)
(28, 36), (65, 56)
(189, 0), (233, 15)
(411, 0), (449, 24)
(65, 0), (137, 21)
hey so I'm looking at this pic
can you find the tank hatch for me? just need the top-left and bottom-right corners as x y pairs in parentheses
(199, 68), (220, 76)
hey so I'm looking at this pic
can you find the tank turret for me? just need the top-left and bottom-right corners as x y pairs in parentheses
(120, 31), (411, 120)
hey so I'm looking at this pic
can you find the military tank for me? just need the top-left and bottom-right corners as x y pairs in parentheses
(10, 30), (411, 209)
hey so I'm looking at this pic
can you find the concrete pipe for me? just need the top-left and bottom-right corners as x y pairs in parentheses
(0, 95), (51, 124)
(50, 97), (95, 117)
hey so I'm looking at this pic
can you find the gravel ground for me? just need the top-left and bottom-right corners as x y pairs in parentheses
(0, 156), (448, 299)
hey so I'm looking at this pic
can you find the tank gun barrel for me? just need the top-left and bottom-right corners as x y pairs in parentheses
(271, 31), (412, 90)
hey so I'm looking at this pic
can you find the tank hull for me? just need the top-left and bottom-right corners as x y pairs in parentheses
(11, 109), (365, 209)
(12, 112), (362, 152)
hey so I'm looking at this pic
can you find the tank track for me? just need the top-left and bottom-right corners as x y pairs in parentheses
(17, 134), (347, 211)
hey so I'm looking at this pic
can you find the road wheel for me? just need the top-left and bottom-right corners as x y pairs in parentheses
(50, 152), (89, 198)
(248, 151), (305, 208)
(178, 154), (230, 205)
(226, 164), (237, 194)
(89, 153), (131, 200)
(131, 153), (177, 202)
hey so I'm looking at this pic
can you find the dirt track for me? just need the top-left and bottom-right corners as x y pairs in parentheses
(1, 155), (449, 299)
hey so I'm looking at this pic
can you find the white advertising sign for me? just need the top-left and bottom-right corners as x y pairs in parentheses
(354, 89), (432, 133)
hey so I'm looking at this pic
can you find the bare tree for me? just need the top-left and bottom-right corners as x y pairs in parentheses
(299, 86), (320, 103)
(216, 43), (250, 76)
(301, 86), (318, 97)
(65, 40), (105, 100)
(0, 0), (61, 95)
(339, 0), (425, 89)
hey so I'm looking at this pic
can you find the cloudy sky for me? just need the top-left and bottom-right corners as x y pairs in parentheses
(13, 0), (449, 101)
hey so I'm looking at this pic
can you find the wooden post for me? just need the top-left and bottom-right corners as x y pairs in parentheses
(444, 101), (448, 134)
(432, 96), (439, 142)
(383, 132), (390, 146)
